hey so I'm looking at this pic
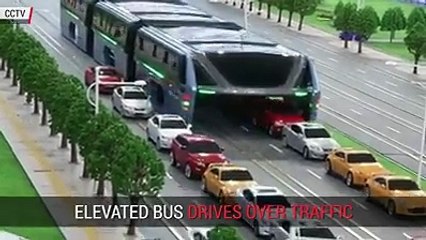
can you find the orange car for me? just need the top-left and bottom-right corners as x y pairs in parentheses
(325, 149), (389, 187)
(202, 163), (257, 203)
(365, 174), (426, 216)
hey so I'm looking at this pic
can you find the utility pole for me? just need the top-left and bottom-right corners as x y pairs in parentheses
(243, 0), (249, 30)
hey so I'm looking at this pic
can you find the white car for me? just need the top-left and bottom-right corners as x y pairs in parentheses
(188, 227), (211, 240)
(111, 86), (153, 118)
(146, 114), (192, 150)
(234, 186), (291, 237)
(269, 220), (342, 240)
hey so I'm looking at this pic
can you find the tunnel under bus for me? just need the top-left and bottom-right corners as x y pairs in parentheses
(191, 52), (316, 137)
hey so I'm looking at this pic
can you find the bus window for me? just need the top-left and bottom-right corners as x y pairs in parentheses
(194, 61), (216, 86)
(163, 51), (169, 63)
(139, 37), (144, 50)
(152, 45), (157, 57)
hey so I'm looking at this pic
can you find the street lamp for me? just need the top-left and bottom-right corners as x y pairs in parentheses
(85, 66), (148, 113)
(384, 61), (426, 185)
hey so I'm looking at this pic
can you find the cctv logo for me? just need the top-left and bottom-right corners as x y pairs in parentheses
(0, 7), (34, 24)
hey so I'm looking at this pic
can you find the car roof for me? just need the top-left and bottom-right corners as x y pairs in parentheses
(338, 148), (372, 154)
(294, 122), (325, 129)
(209, 163), (247, 171)
(157, 114), (185, 120)
(246, 186), (283, 196)
(382, 175), (413, 181)
(121, 86), (145, 92)
(180, 134), (215, 142)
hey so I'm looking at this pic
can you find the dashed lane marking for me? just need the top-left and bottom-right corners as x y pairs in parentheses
(166, 172), (173, 180)
(350, 109), (362, 115)
(306, 169), (322, 180)
(322, 95), (330, 100)
(356, 69), (366, 74)
(351, 199), (368, 210)
(240, 126), (249, 132)
(402, 233), (412, 239)
(269, 143), (283, 153)
(328, 57), (338, 63)
(385, 81), (398, 87)
(386, 126), (400, 134)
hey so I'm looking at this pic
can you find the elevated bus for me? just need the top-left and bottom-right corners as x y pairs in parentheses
(60, 0), (321, 124)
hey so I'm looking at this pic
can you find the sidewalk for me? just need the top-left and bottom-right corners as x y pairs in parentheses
(222, 0), (426, 78)
(0, 70), (141, 240)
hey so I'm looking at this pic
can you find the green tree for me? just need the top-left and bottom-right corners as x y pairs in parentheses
(42, 73), (66, 136)
(295, 0), (319, 31)
(351, 6), (380, 53)
(111, 135), (165, 235)
(283, 0), (297, 27)
(404, 22), (426, 74)
(0, 21), (13, 71)
(333, 1), (344, 18)
(7, 28), (28, 86)
(274, 0), (286, 23)
(407, 7), (426, 32)
(265, 0), (275, 19)
(207, 226), (243, 240)
(0, 22), (15, 78)
(257, 0), (267, 15)
(381, 7), (406, 43)
(333, 2), (357, 48)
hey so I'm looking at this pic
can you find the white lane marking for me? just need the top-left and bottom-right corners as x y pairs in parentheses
(166, 172), (173, 180)
(307, 169), (322, 179)
(269, 143), (283, 153)
(139, 123), (147, 130)
(34, 25), (64, 49)
(350, 109), (362, 115)
(328, 57), (338, 63)
(364, 82), (422, 109)
(322, 95), (330, 100)
(351, 199), (368, 210)
(385, 81), (398, 87)
(386, 126), (400, 134)
(306, 48), (312, 52)
(256, 160), (376, 240)
(316, 61), (334, 71)
(37, 9), (50, 13)
(29, 26), (66, 58)
(356, 69), (366, 74)
(402, 233), (413, 239)
(240, 126), (249, 132)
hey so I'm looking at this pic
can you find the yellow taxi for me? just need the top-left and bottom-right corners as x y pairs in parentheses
(365, 174), (426, 216)
(201, 163), (257, 203)
(325, 148), (389, 187)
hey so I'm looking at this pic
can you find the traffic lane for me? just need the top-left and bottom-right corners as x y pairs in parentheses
(318, 107), (426, 178)
(322, 89), (422, 151)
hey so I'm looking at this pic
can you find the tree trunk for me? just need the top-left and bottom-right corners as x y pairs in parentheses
(5, 66), (10, 78)
(232, 0), (236, 6)
(267, 4), (271, 19)
(257, 2), (262, 15)
(12, 71), (17, 86)
(0, 59), (5, 71)
(357, 40), (362, 53)
(112, 184), (118, 206)
(70, 142), (78, 163)
(240, 1), (244, 9)
(344, 40), (348, 48)
(33, 95), (39, 114)
(126, 195), (140, 235)
(41, 103), (47, 126)
(25, 93), (32, 104)
(249, 1), (253, 11)
(18, 80), (24, 95)
(298, 15), (305, 31)
(413, 55), (420, 74)
(96, 177), (105, 196)
(277, 9), (282, 22)
(287, 11), (293, 27)
(50, 125), (57, 136)
(390, 31), (395, 43)
(82, 160), (90, 178)
(60, 133), (68, 148)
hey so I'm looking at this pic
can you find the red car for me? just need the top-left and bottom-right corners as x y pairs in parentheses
(252, 98), (304, 137)
(84, 66), (123, 93)
(170, 134), (228, 179)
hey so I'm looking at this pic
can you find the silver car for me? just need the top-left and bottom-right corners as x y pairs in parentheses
(283, 122), (340, 160)
(111, 86), (153, 118)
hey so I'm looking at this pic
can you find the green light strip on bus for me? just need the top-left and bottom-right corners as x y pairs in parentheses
(294, 91), (308, 97)
(66, 10), (79, 20)
(96, 31), (117, 46)
(198, 88), (216, 95)
(141, 62), (165, 79)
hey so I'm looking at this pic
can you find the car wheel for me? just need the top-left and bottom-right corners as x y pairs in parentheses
(387, 200), (396, 216)
(268, 125), (274, 136)
(146, 129), (150, 141)
(184, 163), (193, 179)
(170, 151), (177, 167)
(303, 147), (310, 159)
(365, 186), (371, 201)
(345, 172), (354, 187)
(218, 191), (225, 204)
(283, 135), (289, 148)
(253, 220), (260, 236)
(156, 138), (162, 151)
(326, 160), (333, 175)
(201, 177), (208, 193)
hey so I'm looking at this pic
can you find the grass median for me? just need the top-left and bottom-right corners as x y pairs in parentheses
(0, 131), (65, 240)
(324, 125), (426, 190)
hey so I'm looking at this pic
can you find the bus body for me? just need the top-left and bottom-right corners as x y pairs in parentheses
(60, 0), (321, 123)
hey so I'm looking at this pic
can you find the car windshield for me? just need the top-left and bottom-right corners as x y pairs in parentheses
(256, 195), (291, 208)
(188, 141), (221, 154)
(304, 128), (330, 138)
(298, 228), (336, 239)
(347, 153), (376, 163)
(388, 179), (420, 191)
(220, 170), (253, 181)
(99, 68), (116, 76)
(123, 91), (147, 100)
(160, 119), (187, 129)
